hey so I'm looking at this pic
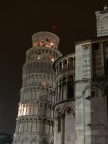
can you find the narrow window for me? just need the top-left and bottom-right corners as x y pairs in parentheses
(106, 59), (108, 69)
(91, 90), (96, 98)
(67, 75), (74, 99)
(58, 116), (61, 132)
(105, 89), (108, 120)
(93, 43), (99, 50)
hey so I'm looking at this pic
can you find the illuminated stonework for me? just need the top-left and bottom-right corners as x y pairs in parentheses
(96, 5), (108, 37)
(75, 39), (108, 144)
(12, 6), (108, 144)
(53, 39), (108, 144)
(32, 32), (59, 49)
(54, 53), (75, 144)
(12, 32), (62, 144)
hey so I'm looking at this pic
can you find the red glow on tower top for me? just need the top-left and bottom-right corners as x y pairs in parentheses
(51, 24), (56, 32)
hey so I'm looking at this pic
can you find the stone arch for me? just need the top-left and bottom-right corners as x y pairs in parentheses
(68, 57), (73, 68)
(51, 139), (54, 144)
(62, 104), (75, 115)
(63, 59), (67, 70)
(82, 84), (106, 136)
(82, 84), (104, 97)
(40, 137), (48, 144)
(55, 106), (61, 113)
(62, 104), (75, 144)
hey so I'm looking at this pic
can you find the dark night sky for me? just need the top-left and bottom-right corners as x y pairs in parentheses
(0, 0), (107, 135)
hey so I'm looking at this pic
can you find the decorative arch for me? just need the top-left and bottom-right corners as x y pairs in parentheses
(62, 103), (75, 115)
(40, 137), (48, 144)
(82, 84), (106, 130)
(82, 83), (104, 98)
(51, 139), (54, 144)
(63, 103), (75, 144)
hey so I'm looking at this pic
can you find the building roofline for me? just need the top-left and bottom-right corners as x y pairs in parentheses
(53, 53), (75, 71)
(75, 35), (108, 45)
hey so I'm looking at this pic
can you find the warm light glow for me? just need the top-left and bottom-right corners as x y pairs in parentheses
(41, 81), (46, 86)
(51, 58), (54, 62)
(33, 42), (37, 47)
(46, 45), (50, 47)
(23, 106), (26, 116)
(50, 43), (54, 47)
(40, 40), (44, 46)
(37, 55), (41, 59)
(18, 104), (27, 116)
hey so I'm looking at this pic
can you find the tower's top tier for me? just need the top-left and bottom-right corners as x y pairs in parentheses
(95, 5), (108, 37)
(32, 31), (59, 49)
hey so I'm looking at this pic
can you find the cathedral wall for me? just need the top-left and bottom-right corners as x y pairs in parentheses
(75, 44), (91, 144)
(75, 41), (108, 144)
(54, 102), (75, 144)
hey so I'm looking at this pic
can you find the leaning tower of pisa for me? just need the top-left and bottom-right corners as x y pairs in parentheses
(12, 32), (62, 144)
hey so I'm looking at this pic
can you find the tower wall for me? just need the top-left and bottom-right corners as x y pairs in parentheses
(12, 32), (62, 144)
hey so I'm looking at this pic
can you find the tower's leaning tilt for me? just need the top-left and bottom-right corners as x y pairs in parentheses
(12, 32), (62, 144)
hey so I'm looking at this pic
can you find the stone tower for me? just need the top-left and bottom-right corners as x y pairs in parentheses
(54, 54), (75, 144)
(96, 5), (108, 37)
(12, 32), (62, 144)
